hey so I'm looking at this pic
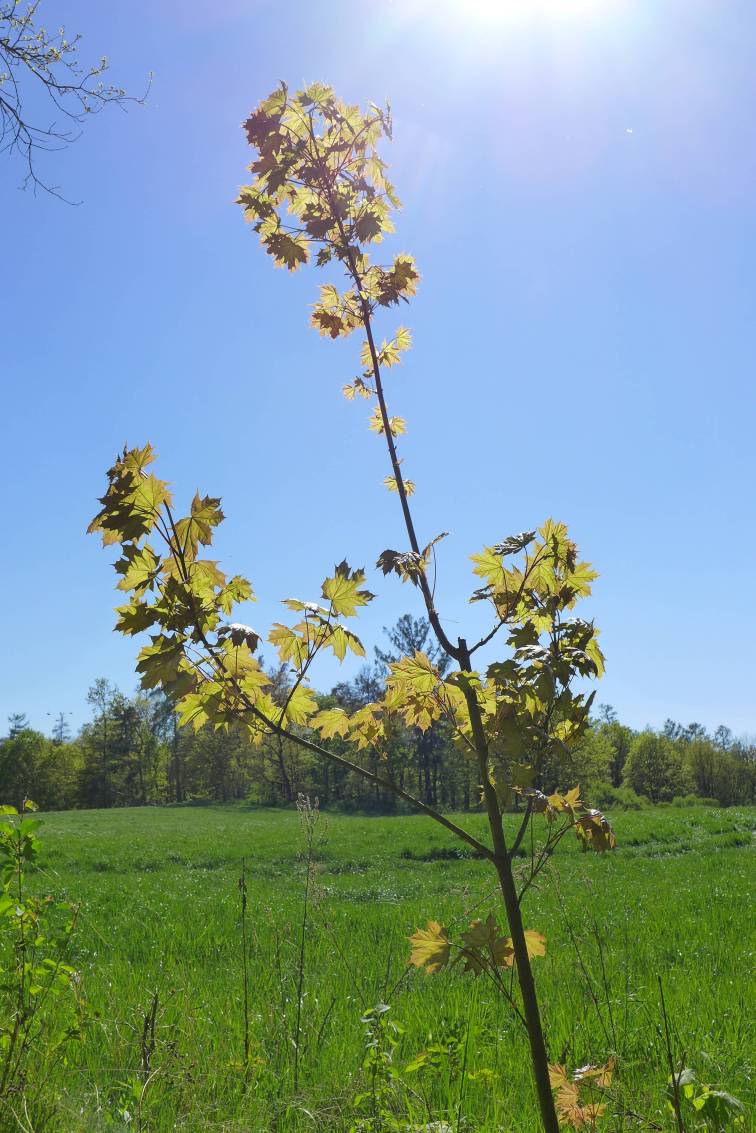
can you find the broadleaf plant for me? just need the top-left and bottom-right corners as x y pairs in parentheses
(90, 81), (616, 1133)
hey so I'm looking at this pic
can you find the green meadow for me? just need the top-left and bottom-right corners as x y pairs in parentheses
(31, 805), (754, 1131)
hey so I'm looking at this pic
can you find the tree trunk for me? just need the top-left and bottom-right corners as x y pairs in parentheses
(458, 639), (560, 1133)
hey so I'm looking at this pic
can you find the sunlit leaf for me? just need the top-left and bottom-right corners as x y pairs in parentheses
(409, 921), (450, 974)
(311, 707), (351, 739)
(321, 561), (375, 617)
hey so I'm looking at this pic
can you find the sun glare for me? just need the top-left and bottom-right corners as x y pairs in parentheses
(443, 0), (609, 27)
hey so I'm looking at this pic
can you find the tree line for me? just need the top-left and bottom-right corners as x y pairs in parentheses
(2, 615), (754, 814)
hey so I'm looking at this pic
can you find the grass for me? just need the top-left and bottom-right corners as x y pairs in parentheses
(24, 804), (755, 1131)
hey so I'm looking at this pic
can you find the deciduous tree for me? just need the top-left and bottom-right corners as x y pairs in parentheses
(622, 732), (693, 803)
(89, 83), (617, 1133)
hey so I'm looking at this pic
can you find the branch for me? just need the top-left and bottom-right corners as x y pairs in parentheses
(0, 1), (150, 198)
(302, 111), (460, 664)
(510, 800), (533, 857)
(155, 499), (496, 866)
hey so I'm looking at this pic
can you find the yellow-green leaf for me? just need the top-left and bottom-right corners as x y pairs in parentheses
(524, 930), (546, 959)
(409, 921), (450, 974)
(321, 561), (375, 617)
(311, 707), (350, 739)
(282, 684), (318, 725)
(384, 475), (415, 496)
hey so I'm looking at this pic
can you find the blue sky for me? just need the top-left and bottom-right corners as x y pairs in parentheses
(3, 0), (754, 737)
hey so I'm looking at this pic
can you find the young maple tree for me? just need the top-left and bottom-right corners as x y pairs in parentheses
(89, 82), (616, 1133)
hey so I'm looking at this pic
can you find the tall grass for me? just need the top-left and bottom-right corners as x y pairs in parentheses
(24, 804), (754, 1131)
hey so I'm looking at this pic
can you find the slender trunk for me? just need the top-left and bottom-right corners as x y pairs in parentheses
(102, 713), (110, 808)
(275, 738), (293, 803)
(493, 853), (559, 1132)
(172, 719), (184, 802)
(345, 249), (560, 1131)
(457, 639), (559, 1133)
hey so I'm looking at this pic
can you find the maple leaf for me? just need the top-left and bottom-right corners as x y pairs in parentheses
(218, 575), (255, 614)
(573, 1059), (614, 1087)
(342, 378), (373, 400)
(132, 473), (172, 517)
(554, 1081), (583, 1126)
(563, 785), (582, 810)
(265, 231), (309, 271)
(312, 308), (346, 338)
(282, 684), (318, 725)
(114, 599), (158, 636)
(216, 623), (260, 652)
(88, 453), (173, 545)
(409, 921), (450, 974)
(523, 930), (547, 960)
(384, 475), (416, 496)
(311, 707), (351, 739)
(326, 624), (366, 661)
(460, 914), (514, 973)
(494, 531), (537, 556)
(175, 692), (210, 733)
(115, 544), (160, 593)
(174, 493), (224, 561)
(368, 407), (406, 437)
(268, 623), (311, 668)
(217, 641), (260, 681)
(387, 652), (440, 695)
(575, 809), (616, 853)
(376, 547), (424, 584)
(549, 1064), (571, 1091)
(321, 561), (375, 617)
(297, 81), (334, 107)
(136, 635), (185, 690)
(470, 547), (508, 590)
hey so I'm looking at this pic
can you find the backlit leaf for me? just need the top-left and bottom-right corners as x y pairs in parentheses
(282, 684), (318, 725)
(409, 921), (450, 974)
(311, 707), (350, 739)
(369, 407), (406, 437)
(523, 930), (546, 960)
(321, 561), (375, 617)
(384, 475), (415, 495)
(549, 1064), (571, 1091)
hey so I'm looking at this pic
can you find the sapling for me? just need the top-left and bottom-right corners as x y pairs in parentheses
(89, 82), (617, 1132)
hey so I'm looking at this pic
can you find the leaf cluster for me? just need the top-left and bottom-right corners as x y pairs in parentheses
(0, 801), (85, 1101)
(409, 914), (545, 979)
(88, 446), (380, 746)
(548, 1061), (614, 1129)
(237, 81), (417, 301)
(669, 1068), (746, 1131)
(237, 82), (418, 492)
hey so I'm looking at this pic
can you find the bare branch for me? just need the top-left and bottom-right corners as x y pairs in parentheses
(0, 0), (149, 199)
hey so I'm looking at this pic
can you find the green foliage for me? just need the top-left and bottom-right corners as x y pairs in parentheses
(12, 804), (754, 1130)
(8, 699), (752, 815)
(622, 732), (694, 803)
(87, 83), (619, 1133)
(0, 802), (85, 1121)
(410, 914), (548, 981)
(590, 783), (650, 811)
(349, 1003), (405, 1132)
(88, 444), (616, 861)
(669, 1067), (746, 1131)
(84, 79), (755, 1133)
(0, 727), (82, 812)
